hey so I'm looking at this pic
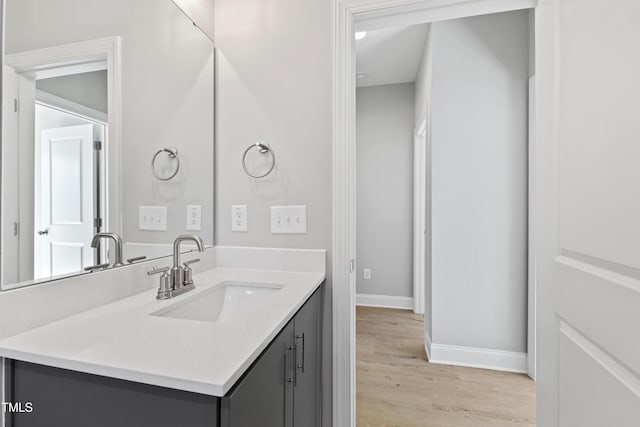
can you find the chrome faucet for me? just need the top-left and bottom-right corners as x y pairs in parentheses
(148, 234), (205, 300)
(90, 232), (124, 268)
(171, 234), (205, 290)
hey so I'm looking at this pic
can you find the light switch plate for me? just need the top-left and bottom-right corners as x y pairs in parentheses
(363, 268), (372, 280)
(139, 206), (167, 231)
(232, 205), (248, 232)
(186, 205), (202, 231)
(271, 205), (307, 234)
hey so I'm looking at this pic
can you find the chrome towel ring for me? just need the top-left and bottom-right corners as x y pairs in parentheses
(242, 142), (276, 178)
(151, 147), (180, 181)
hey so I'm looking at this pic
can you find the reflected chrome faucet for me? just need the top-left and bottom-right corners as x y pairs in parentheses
(91, 232), (124, 268)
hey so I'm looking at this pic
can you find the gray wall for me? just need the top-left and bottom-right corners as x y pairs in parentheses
(36, 71), (108, 114)
(6, 0), (214, 248)
(356, 83), (414, 298)
(213, 0), (333, 423)
(430, 10), (529, 352)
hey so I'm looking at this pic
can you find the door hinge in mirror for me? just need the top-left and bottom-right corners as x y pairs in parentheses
(13, 222), (19, 237)
(94, 140), (103, 151)
(94, 218), (103, 229)
(350, 259), (354, 274)
(13, 98), (18, 113)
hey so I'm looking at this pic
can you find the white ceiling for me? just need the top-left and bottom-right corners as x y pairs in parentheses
(355, 24), (429, 88)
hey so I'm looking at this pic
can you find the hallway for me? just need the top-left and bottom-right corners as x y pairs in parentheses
(356, 307), (536, 426)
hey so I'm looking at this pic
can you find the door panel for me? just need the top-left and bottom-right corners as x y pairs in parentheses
(556, 0), (640, 268)
(50, 243), (84, 277)
(37, 124), (96, 279)
(536, 0), (640, 425)
(558, 321), (640, 427)
(221, 321), (295, 427)
(50, 137), (84, 224)
(293, 289), (321, 427)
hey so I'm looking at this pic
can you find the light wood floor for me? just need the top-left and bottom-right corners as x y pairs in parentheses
(357, 307), (535, 427)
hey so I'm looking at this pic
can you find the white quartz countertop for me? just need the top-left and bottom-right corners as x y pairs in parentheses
(0, 267), (324, 396)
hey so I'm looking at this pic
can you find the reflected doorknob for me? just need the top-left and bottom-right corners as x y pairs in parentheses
(37, 228), (49, 236)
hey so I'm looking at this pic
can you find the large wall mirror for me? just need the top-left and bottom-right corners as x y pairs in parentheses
(1, 0), (214, 290)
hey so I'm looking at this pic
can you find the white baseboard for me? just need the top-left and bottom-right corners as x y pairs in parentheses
(356, 293), (414, 310)
(429, 343), (527, 373)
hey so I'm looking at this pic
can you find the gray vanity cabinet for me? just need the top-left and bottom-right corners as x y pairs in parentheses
(5, 287), (322, 427)
(221, 287), (322, 427)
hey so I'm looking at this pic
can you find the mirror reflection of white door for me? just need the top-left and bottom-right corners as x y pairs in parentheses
(36, 124), (97, 279)
(537, 0), (640, 426)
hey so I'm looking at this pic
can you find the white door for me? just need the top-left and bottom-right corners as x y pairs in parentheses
(36, 124), (96, 279)
(536, 1), (640, 426)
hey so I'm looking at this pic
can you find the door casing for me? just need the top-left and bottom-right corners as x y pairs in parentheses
(332, 0), (537, 425)
(0, 37), (122, 290)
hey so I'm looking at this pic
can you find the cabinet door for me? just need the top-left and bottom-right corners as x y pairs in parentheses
(293, 289), (322, 427)
(221, 321), (295, 427)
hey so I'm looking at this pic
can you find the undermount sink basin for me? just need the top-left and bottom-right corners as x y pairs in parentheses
(151, 282), (284, 323)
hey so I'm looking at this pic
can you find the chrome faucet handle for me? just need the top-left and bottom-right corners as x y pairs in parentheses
(182, 258), (200, 267)
(127, 256), (147, 264)
(147, 267), (173, 300)
(148, 266), (173, 300)
(182, 259), (200, 287)
(147, 266), (171, 276)
(84, 263), (110, 272)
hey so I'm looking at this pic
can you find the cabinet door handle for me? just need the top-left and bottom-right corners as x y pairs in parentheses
(286, 345), (296, 385)
(295, 334), (305, 373)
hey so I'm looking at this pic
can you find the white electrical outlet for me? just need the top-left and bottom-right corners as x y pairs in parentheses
(363, 268), (372, 280)
(186, 205), (202, 231)
(231, 205), (248, 232)
(139, 206), (167, 231)
(270, 206), (307, 234)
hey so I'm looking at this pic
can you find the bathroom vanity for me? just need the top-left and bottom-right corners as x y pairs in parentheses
(5, 289), (321, 427)
(0, 247), (326, 427)
(0, 1), (327, 425)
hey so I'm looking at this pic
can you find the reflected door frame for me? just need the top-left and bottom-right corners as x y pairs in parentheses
(0, 37), (122, 289)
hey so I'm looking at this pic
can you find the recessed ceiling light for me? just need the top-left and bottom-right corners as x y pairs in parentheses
(356, 72), (368, 80)
(354, 31), (367, 40)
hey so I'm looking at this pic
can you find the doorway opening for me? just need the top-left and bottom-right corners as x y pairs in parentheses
(354, 12), (535, 424)
(334, 1), (538, 425)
